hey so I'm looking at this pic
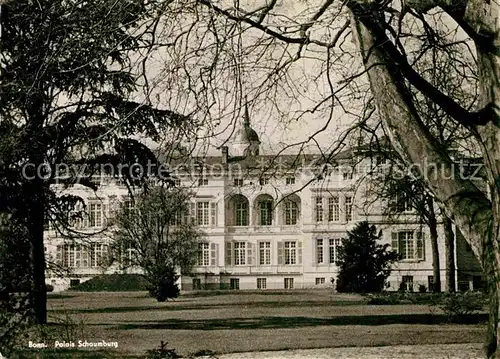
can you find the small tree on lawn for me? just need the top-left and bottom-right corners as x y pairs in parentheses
(337, 221), (400, 293)
(111, 187), (203, 302)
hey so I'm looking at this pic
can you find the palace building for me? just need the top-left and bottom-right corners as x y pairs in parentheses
(44, 108), (484, 292)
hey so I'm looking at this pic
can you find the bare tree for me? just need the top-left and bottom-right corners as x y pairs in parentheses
(146, 1), (499, 356)
(0, 0), (199, 324)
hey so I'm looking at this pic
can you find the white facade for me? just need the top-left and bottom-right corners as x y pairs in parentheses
(44, 121), (484, 292)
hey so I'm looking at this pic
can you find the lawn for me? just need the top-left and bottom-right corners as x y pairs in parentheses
(18, 290), (487, 357)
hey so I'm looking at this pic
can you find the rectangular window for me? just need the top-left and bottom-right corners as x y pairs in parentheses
(121, 245), (134, 267)
(124, 199), (135, 215)
(316, 239), (324, 264)
(230, 278), (240, 290)
(315, 197), (323, 222)
(315, 277), (325, 285)
(210, 203), (217, 227)
(234, 242), (246, 265)
(393, 231), (425, 260)
(193, 278), (202, 290)
(284, 241), (297, 265)
(259, 177), (269, 185)
(402, 275), (414, 291)
(61, 244), (73, 267)
(329, 238), (342, 265)
(286, 177), (295, 185)
(403, 231), (414, 259)
(284, 278), (294, 289)
(257, 278), (267, 289)
(345, 196), (353, 222)
(234, 178), (244, 187)
(90, 243), (105, 267)
(259, 242), (271, 265)
(59, 243), (105, 268)
(395, 194), (412, 213)
(170, 209), (184, 226)
(196, 202), (210, 226)
(90, 175), (101, 187)
(284, 201), (298, 225)
(198, 177), (208, 186)
(198, 243), (210, 266)
(328, 197), (340, 222)
(342, 171), (353, 180)
(89, 203), (103, 228)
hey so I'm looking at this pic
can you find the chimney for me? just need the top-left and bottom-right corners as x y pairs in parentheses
(221, 146), (229, 169)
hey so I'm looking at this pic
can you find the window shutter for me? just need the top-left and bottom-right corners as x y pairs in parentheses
(313, 239), (317, 265)
(227, 200), (234, 226)
(211, 202), (218, 227)
(102, 204), (108, 226)
(108, 200), (119, 223)
(277, 241), (284, 265)
(256, 241), (261, 265)
(247, 242), (255, 266)
(339, 197), (344, 222)
(298, 241), (303, 264)
(417, 232), (425, 260)
(391, 232), (399, 253)
(210, 243), (218, 266)
(190, 202), (195, 224)
(225, 242), (233, 265)
(56, 245), (62, 264)
(83, 212), (89, 229)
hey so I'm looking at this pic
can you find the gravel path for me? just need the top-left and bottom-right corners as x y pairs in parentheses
(217, 343), (484, 359)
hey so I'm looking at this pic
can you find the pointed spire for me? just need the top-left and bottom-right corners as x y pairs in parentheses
(243, 95), (250, 127)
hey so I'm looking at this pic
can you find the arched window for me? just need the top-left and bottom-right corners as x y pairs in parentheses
(254, 194), (274, 226)
(227, 194), (249, 226)
(281, 194), (301, 225)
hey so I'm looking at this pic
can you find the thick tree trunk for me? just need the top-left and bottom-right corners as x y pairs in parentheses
(427, 198), (441, 292)
(349, 4), (495, 357)
(26, 94), (48, 324)
(443, 215), (456, 293)
(26, 178), (47, 324)
(31, 202), (47, 324)
(469, 2), (500, 356)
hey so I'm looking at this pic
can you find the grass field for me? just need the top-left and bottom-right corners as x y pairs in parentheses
(17, 290), (487, 358)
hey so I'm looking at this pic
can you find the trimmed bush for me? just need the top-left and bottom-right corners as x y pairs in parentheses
(69, 274), (148, 292)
